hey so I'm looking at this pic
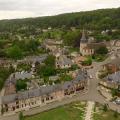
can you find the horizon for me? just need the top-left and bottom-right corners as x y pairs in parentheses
(0, 7), (119, 21)
(0, 0), (120, 20)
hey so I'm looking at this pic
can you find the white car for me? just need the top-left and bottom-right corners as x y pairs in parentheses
(89, 75), (93, 79)
(114, 99), (120, 105)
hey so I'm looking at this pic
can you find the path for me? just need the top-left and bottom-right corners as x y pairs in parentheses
(85, 101), (95, 120)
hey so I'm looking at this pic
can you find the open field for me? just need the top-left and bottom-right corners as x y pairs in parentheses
(25, 101), (86, 120)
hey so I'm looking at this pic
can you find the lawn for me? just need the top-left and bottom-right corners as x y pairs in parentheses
(25, 101), (86, 120)
(93, 103), (120, 120)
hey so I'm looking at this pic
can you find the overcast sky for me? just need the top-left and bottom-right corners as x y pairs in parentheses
(0, 0), (120, 20)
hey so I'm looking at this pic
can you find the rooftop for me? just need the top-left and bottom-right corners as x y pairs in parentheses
(104, 71), (120, 84)
(57, 55), (73, 66)
(2, 70), (88, 104)
(80, 30), (88, 43)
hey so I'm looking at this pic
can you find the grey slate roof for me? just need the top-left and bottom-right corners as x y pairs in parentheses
(5, 72), (33, 87)
(57, 55), (73, 66)
(18, 54), (47, 64)
(104, 71), (120, 83)
(80, 30), (88, 43)
(2, 71), (88, 104)
(14, 72), (32, 80)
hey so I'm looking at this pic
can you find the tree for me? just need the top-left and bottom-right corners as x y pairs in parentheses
(63, 30), (80, 46)
(6, 45), (23, 59)
(0, 67), (11, 90)
(19, 112), (24, 120)
(37, 65), (56, 77)
(103, 104), (108, 112)
(111, 89), (118, 97)
(26, 39), (39, 51)
(44, 55), (55, 67)
(96, 46), (108, 55)
(16, 79), (27, 91)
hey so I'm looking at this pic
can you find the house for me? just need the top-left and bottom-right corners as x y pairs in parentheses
(4, 71), (33, 96)
(42, 39), (63, 52)
(1, 71), (88, 114)
(100, 71), (120, 90)
(110, 40), (120, 50)
(56, 55), (73, 69)
(4, 81), (16, 95)
(102, 58), (120, 73)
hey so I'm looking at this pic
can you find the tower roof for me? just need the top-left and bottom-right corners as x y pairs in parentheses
(81, 30), (88, 43)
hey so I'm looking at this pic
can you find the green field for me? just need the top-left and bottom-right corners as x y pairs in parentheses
(93, 103), (120, 120)
(25, 102), (86, 120)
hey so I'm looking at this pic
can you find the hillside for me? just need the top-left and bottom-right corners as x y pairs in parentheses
(0, 8), (120, 32)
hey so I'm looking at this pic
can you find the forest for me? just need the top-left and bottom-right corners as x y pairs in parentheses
(0, 7), (120, 32)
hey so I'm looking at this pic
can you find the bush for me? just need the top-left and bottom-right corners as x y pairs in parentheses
(6, 45), (23, 60)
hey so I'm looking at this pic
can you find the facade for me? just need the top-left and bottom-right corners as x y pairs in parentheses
(1, 71), (88, 114)
(110, 40), (120, 50)
(80, 30), (106, 56)
(80, 30), (94, 56)
(103, 58), (120, 73)
(42, 39), (63, 52)
(100, 71), (120, 90)
(56, 55), (73, 69)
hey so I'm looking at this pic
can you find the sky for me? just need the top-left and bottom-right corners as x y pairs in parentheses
(0, 0), (120, 20)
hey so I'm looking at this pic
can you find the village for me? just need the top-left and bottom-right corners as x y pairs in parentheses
(0, 28), (120, 120)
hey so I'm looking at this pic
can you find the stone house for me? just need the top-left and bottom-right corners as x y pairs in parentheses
(42, 39), (63, 52)
(100, 71), (120, 90)
(1, 71), (88, 114)
(102, 58), (120, 73)
(56, 55), (73, 69)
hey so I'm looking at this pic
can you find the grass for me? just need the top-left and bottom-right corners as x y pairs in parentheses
(25, 101), (86, 120)
(93, 103), (120, 120)
(92, 54), (107, 62)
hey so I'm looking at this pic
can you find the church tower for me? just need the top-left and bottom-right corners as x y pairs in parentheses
(80, 30), (88, 54)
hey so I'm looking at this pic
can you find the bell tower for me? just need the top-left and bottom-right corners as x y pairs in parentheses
(80, 30), (88, 54)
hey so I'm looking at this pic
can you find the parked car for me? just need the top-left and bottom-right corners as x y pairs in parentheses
(114, 99), (120, 105)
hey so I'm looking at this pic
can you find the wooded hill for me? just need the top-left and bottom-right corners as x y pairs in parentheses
(0, 7), (120, 32)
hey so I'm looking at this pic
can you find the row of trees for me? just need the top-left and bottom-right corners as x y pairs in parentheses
(0, 66), (14, 90)
(0, 39), (41, 59)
